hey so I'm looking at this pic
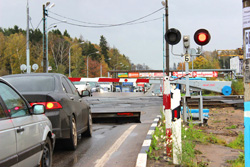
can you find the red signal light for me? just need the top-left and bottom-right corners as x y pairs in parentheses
(194, 29), (210, 46)
(198, 33), (207, 42)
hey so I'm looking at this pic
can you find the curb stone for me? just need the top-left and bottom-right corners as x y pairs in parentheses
(135, 115), (161, 167)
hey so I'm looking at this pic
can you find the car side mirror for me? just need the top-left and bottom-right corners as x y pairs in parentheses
(32, 104), (45, 114)
(81, 90), (92, 97)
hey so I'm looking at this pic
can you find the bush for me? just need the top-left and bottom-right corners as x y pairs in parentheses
(231, 79), (244, 95)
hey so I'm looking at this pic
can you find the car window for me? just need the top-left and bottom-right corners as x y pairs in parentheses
(0, 82), (29, 118)
(0, 103), (6, 119)
(4, 76), (55, 92)
(62, 78), (73, 94)
(73, 81), (86, 85)
(65, 78), (79, 95)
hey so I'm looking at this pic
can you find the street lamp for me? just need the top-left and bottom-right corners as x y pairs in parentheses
(100, 58), (111, 77)
(87, 51), (99, 78)
(43, 2), (55, 73)
(69, 42), (84, 77)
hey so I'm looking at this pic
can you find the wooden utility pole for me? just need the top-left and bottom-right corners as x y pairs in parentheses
(165, 0), (169, 75)
(243, 0), (250, 166)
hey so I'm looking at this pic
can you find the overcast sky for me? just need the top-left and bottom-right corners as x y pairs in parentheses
(0, 0), (243, 70)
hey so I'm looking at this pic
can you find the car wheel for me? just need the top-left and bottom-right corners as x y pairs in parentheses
(65, 116), (77, 150)
(40, 137), (52, 167)
(82, 113), (92, 137)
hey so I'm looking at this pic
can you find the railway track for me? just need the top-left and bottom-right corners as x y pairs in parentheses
(180, 95), (244, 108)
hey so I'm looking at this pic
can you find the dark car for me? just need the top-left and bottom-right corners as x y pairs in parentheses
(3, 73), (92, 150)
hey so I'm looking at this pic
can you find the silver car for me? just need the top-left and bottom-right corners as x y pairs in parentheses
(0, 78), (55, 167)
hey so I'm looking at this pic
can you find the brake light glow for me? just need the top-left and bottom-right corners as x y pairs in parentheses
(30, 102), (62, 110)
(117, 112), (134, 116)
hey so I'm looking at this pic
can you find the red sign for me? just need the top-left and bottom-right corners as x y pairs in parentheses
(193, 71), (197, 77)
(128, 72), (139, 78)
(172, 71), (218, 78)
(213, 71), (218, 77)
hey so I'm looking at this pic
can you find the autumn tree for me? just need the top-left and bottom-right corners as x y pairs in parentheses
(4, 33), (26, 74)
(48, 32), (70, 73)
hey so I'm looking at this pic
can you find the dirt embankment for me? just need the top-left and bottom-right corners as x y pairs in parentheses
(194, 107), (244, 166)
(147, 107), (244, 167)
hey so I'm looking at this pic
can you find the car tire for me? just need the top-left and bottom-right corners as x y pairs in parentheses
(65, 116), (77, 150)
(82, 113), (92, 137)
(40, 137), (52, 167)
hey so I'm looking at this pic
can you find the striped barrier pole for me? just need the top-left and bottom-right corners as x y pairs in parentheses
(245, 101), (250, 166)
(171, 86), (181, 165)
(163, 76), (172, 157)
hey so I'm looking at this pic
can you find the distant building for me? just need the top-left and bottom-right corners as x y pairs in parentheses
(230, 56), (243, 75)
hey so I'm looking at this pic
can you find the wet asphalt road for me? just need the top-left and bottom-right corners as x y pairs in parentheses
(52, 92), (162, 167)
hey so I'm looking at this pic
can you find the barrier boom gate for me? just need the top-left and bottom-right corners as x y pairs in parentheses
(170, 79), (232, 124)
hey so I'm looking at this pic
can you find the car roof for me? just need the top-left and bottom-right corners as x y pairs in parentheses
(2, 73), (65, 78)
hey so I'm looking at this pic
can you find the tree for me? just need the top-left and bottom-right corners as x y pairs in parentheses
(51, 29), (62, 36)
(30, 29), (43, 43)
(63, 30), (70, 38)
(4, 33), (26, 74)
(99, 35), (109, 65)
(49, 33), (70, 73)
(3, 25), (25, 36)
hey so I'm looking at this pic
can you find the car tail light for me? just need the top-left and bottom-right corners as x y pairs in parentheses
(30, 102), (62, 110)
(117, 112), (134, 116)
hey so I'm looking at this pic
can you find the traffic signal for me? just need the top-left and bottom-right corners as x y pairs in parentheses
(165, 28), (181, 45)
(194, 29), (211, 46)
(183, 35), (190, 49)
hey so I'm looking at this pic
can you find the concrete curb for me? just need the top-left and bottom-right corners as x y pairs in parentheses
(135, 115), (161, 167)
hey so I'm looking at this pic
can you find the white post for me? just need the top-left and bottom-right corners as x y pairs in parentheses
(26, 0), (30, 73)
(163, 76), (172, 157)
(171, 87), (181, 164)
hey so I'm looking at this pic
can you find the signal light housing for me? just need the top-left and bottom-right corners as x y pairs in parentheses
(194, 29), (211, 46)
(165, 28), (181, 45)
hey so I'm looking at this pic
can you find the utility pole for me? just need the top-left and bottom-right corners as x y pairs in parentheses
(26, 0), (30, 73)
(43, 4), (47, 73)
(243, 0), (250, 166)
(165, 0), (169, 75)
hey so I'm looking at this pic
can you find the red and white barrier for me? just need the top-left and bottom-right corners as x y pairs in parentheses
(163, 77), (182, 164)
(163, 76), (172, 157)
(69, 77), (149, 83)
(171, 85), (181, 165)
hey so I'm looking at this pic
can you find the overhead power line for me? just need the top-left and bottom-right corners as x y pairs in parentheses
(48, 7), (164, 28)
(48, 16), (162, 28)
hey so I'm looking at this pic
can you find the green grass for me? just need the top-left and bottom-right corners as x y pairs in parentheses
(227, 152), (244, 167)
(181, 123), (226, 166)
(227, 131), (244, 150)
(213, 120), (221, 123)
(226, 125), (237, 129)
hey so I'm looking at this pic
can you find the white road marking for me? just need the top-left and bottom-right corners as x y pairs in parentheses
(95, 124), (137, 167)
(135, 153), (147, 167)
(142, 139), (151, 147)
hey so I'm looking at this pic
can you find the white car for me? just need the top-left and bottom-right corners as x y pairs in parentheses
(0, 78), (55, 167)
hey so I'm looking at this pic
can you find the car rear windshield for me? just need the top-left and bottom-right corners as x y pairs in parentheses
(5, 76), (55, 92)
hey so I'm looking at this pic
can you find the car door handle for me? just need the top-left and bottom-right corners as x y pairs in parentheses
(17, 127), (24, 133)
(79, 99), (82, 102)
(70, 97), (74, 100)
